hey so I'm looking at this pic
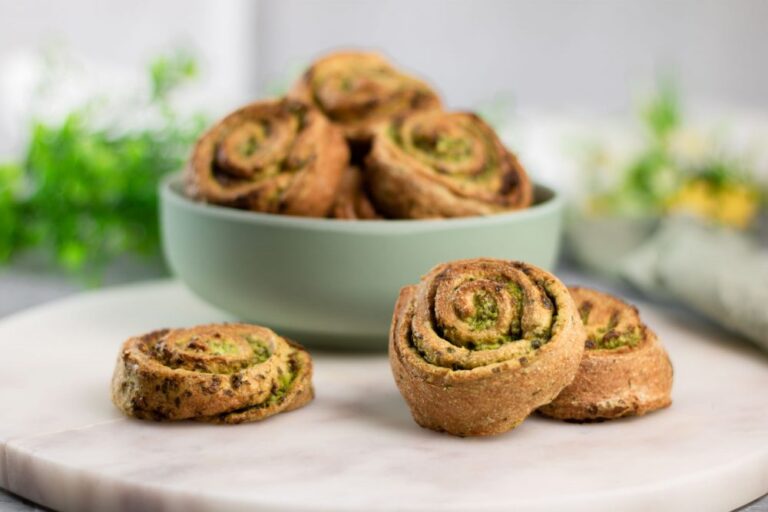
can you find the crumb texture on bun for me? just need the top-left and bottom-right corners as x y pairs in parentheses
(186, 98), (348, 217)
(111, 323), (314, 423)
(330, 166), (381, 219)
(367, 110), (532, 218)
(289, 51), (442, 142)
(539, 287), (673, 421)
(389, 258), (584, 436)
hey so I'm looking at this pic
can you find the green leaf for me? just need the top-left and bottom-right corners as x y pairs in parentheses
(1, 50), (207, 283)
(642, 79), (680, 142)
(150, 49), (198, 102)
(0, 162), (23, 261)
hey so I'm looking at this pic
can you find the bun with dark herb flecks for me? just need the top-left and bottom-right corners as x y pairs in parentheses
(366, 110), (533, 218)
(186, 98), (348, 217)
(539, 287), (673, 421)
(111, 323), (313, 423)
(389, 258), (584, 436)
(288, 51), (442, 143)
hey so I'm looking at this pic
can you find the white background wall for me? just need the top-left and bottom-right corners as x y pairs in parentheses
(2, 0), (767, 117)
(253, 0), (768, 114)
(0, 0), (257, 111)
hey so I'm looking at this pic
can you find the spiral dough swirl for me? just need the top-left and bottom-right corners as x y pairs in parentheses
(367, 111), (533, 218)
(289, 51), (442, 142)
(111, 323), (313, 424)
(389, 259), (584, 436)
(186, 98), (348, 217)
(539, 287), (673, 421)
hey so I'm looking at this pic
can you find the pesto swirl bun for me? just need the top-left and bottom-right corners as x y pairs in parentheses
(366, 110), (533, 218)
(288, 51), (442, 143)
(111, 323), (313, 423)
(389, 259), (585, 436)
(186, 98), (348, 217)
(539, 287), (673, 421)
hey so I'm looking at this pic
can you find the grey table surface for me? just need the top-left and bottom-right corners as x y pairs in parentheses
(0, 263), (766, 512)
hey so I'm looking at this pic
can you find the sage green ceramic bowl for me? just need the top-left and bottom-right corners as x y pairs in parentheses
(160, 174), (563, 350)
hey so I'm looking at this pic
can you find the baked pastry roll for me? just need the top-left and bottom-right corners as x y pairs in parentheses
(289, 51), (441, 143)
(367, 110), (533, 218)
(330, 166), (381, 220)
(111, 323), (313, 423)
(389, 258), (584, 436)
(186, 98), (348, 217)
(539, 287), (673, 421)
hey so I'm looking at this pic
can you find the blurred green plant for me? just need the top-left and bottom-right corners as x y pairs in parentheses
(150, 50), (199, 102)
(0, 51), (206, 283)
(585, 81), (764, 229)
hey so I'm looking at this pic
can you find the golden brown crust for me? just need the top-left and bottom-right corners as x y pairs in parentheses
(389, 258), (585, 436)
(288, 51), (442, 142)
(330, 166), (381, 220)
(539, 287), (673, 421)
(185, 98), (348, 217)
(111, 323), (314, 424)
(367, 111), (533, 218)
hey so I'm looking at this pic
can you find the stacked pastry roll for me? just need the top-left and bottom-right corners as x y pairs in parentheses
(110, 265), (674, 433)
(289, 51), (442, 144)
(186, 50), (533, 220)
(389, 259), (674, 436)
(367, 111), (532, 217)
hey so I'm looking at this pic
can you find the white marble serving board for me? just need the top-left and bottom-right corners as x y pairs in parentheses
(0, 281), (766, 512)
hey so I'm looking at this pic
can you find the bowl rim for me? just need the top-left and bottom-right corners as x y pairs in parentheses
(161, 173), (563, 234)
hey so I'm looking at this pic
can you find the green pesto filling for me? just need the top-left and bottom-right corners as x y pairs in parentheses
(411, 133), (471, 162)
(240, 136), (259, 156)
(246, 336), (271, 363)
(506, 281), (524, 302)
(435, 135), (471, 160)
(208, 339), (241, 356)
(466, 292), (498, 331)
(583, 307), (641, 350)
(388, 124), (403, 146)
(340, 76), (353, 91)
(267, 367), (296, 405)
(589, 327), (642, 350)
(471, 332), (513, 351)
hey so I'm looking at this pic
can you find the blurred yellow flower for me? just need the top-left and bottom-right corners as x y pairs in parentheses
(667, 179), (760, 229)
